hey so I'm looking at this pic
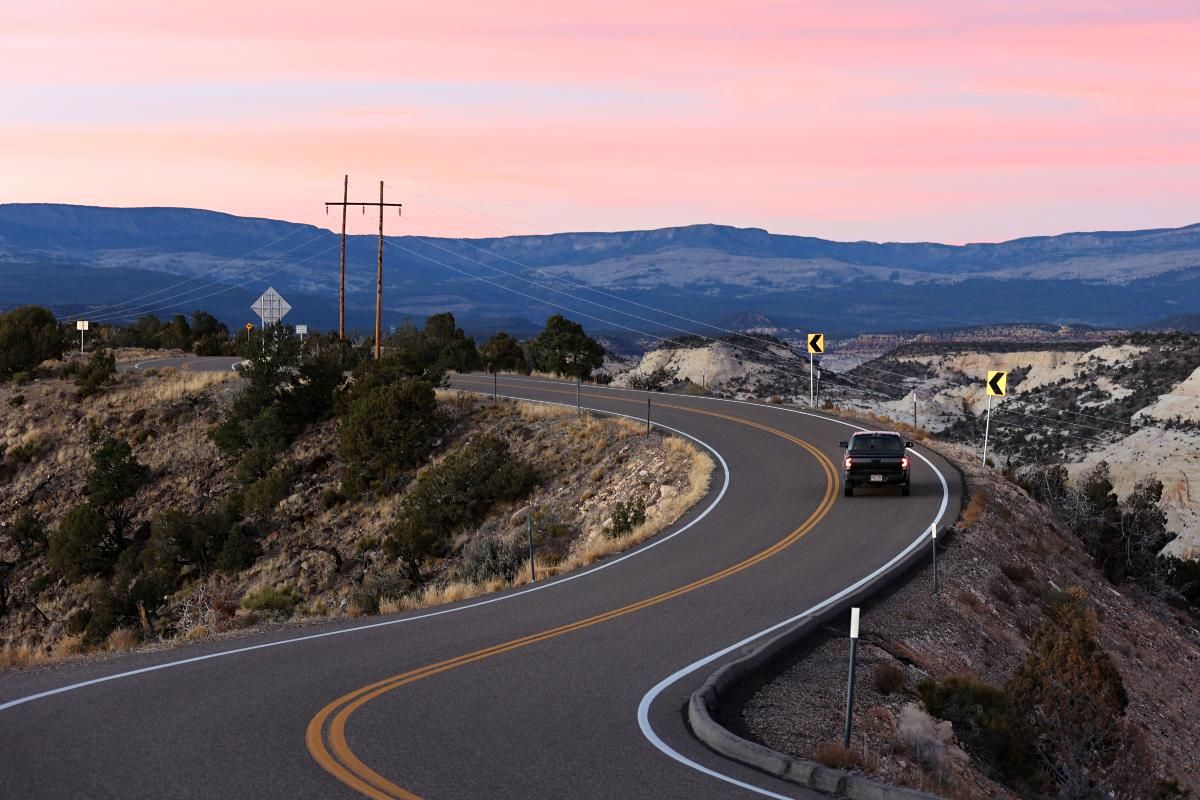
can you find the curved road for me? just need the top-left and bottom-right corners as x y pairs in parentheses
(0, 372), (962, 799)
(119, 355), (244, 373)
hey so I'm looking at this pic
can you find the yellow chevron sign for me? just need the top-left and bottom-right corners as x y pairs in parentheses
(986, 370), (1007, 397)
(807, 333), (825, 354)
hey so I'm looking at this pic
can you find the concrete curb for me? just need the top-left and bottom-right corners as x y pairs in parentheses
(687, 527), (944, 800)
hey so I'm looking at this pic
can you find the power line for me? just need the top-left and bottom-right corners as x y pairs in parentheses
(396, 236), (829, 395)
(61, 215), (318, 322)
(992, 417), (1116, 446)
(87, 239), (339, 324)
(430, 236), (808, 357)
(387, 240), (717, 359)
(999, 407), (1131, 434)
(409, 235), (809, 372)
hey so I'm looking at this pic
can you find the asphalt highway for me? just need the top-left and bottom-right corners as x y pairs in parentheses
(0, 371), (962, 799)
(119, 355), (244, 373)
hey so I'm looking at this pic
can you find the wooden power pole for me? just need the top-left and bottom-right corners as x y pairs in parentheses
(325, 179), (401, 358)
(338, 175), (347, 339)
(376, 180), (384, 360)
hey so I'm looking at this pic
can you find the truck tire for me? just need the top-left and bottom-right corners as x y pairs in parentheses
(844, 485), (853, 497)
(901, 484), (910, 497)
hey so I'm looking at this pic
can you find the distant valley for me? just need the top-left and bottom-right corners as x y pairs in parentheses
(1, 203), (1199, 340)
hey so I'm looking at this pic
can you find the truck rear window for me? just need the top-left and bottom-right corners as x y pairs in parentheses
(848, 435), (904, 454)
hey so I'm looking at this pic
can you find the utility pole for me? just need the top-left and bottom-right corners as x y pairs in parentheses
(325, 179), (401, 358)
(376, 180), (384, 360)
(325, 175), (349, 340)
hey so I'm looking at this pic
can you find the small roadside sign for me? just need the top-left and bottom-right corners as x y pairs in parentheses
(807, 333), (825, 354)
(75, 320), (89, 331)
(295, 324), (308, 336)
(986, 370), (1008, 397)
(245, 323), (254, 332)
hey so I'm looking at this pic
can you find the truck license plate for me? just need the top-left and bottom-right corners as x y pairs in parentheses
(870, 474), (884, 482)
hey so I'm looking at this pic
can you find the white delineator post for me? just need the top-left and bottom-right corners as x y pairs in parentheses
(843, 607), (861, 748)
(931, 524), (939, 594)
(981, 393), (994, 465)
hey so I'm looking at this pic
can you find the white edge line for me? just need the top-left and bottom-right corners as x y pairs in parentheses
(470, 377), (955, 798)
(631, 404), (951, 799)
(130, 357), (242, 372)
(0, 396), (730, 713)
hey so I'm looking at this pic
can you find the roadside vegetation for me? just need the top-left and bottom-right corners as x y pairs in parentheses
(0, 305), (714, 667)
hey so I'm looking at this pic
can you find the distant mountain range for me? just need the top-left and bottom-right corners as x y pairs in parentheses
(1, 203), (1198, 341)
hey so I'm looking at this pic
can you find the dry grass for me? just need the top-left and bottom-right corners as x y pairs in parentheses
(104, 628), (140, 652)
(0, 633), (99, 669)
(381, 577), (505, 614)
(514, 400), (573, 420)
(0, 643), (52, 669)
(102, 369), (236, 410)
(434, 389), (478, 414)
(961, 492), (988, 528)
(517, 438), (714, 582)
(813, 741), (863, 770)
(378, 435), (715, 614)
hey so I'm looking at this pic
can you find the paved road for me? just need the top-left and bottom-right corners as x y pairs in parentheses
(0, 372), (962, 799)
(118, 355), (244, 373)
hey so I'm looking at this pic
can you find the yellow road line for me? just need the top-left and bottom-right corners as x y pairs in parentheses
(307, 384), (838, 799)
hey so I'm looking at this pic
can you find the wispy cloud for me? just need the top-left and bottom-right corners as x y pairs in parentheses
(1, 1), (1197, 242)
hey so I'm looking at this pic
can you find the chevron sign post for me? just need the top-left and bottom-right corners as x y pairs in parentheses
(807, 333), (824, 407)
(982, 370), (1007, 465)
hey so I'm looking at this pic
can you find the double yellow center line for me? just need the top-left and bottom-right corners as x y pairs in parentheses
(306, 386), (838, 799)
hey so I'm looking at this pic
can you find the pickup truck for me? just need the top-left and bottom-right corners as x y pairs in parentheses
(839, 431), (913, 497)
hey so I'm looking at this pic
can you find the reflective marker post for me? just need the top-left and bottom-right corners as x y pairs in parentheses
(577, 376), (581, 415)
(931, 524), (939, 595)
(646, 398), (651, 435)
(981, 394), (994, 465)
(527, 507), (535, 582)
(843, 607), (861, 748)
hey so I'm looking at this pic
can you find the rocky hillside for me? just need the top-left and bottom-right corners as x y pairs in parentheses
(0, 351), (710, 666)
(617, 332), (1200, 559)
(738, 441), (1200, 799)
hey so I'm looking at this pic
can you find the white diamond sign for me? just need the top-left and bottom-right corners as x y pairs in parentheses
(252, 287), (291, 327)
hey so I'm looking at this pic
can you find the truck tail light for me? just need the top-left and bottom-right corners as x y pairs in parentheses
(844, 457), (853, 470)
(901, 456), (909, 469)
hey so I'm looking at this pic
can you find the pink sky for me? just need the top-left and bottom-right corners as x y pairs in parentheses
(1, 1), (1198, 243)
